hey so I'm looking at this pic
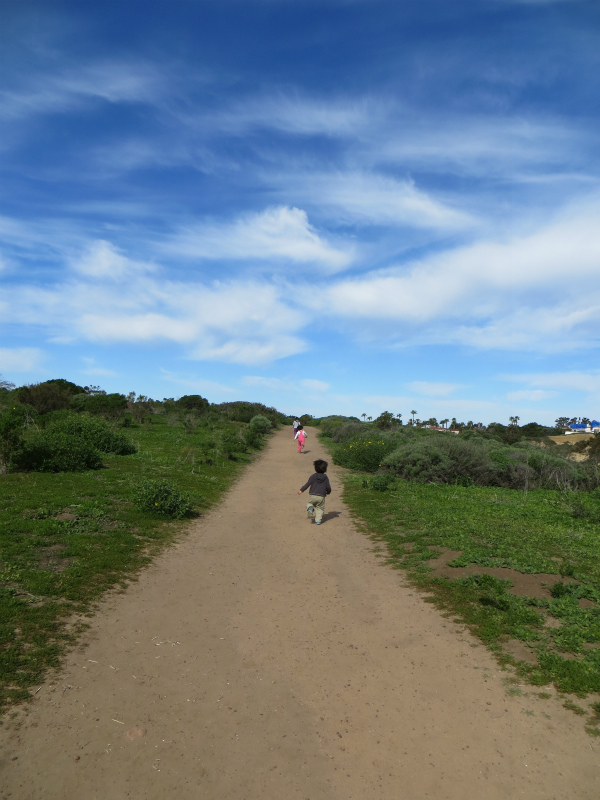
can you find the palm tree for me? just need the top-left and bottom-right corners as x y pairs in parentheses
(451, 417), (457, 429)
(440, 418), (449, 429)
(411, 410), (417, 426)
(367, 415), (372, 423)
(509, 415), (520, 427)
(362, 413), (367, 422)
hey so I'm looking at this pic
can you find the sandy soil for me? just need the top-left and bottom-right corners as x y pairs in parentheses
(1, 428), (599, 799)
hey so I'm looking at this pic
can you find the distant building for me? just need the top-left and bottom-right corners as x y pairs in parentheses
(566, 420), (600, 434)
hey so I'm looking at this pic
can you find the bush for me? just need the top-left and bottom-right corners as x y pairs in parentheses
(71, 392), (128, 418)
(381, 432), (592, 490)
(133, 479), (193, 519)
(220, 426), (245, 458)
(244, 428), (264, 450)
(332, 437), (397, 473)
(214, 401), (284, 426)
(13, 430), (103, 472)
(370, 473), (395, 491)
(249, 415), (271, 435)
(0, 405), (38, 471)
(317, 416), (360, 438)
(174, 394), (210, 412)
(44, 413), (136, 455)
(17, 379), (85, 414)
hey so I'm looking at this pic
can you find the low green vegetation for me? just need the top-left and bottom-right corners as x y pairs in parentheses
(0, 380), (284, 715)
(319, 421), (600, 727)
(324, 420), (599, 490)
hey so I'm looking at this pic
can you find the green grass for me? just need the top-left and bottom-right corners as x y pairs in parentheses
(0, 414), (258, 714)
(336, 469), (600, 701)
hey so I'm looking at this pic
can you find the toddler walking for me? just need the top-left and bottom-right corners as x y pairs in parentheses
(297, 459), (331, 524)
(294, 424), (306, 453)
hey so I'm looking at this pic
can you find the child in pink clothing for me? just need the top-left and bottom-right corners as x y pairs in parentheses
(295, 426), (306, 453)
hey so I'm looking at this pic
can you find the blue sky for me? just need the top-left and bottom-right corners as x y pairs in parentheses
(1, 0), (599, 425)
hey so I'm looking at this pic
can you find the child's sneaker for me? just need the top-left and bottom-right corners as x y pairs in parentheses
(306, 503), (315, 518)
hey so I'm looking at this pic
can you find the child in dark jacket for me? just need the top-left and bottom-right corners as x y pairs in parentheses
(297, 459), (331, 524)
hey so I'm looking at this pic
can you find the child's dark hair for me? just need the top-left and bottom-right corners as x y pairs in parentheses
(314, 459), (328, 473)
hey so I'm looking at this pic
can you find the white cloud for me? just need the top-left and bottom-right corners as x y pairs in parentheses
(504, 370), (600, 394)
(242, 376), (330, 392)
(320, 198), (600, 351)
(243, 376), (295, 390)
(300, 379), (330, 393)
(190, 335), (306, 365)
(163, 206), (353, 271)
(376, 114), (592, 182)
(286, 171), (473, 229)
(0, 60), (164, 121)
(215, 93), (376, 138)
(1, 255), (310, 366)
(72, 240), (155, 280)
(408, 381), (462, 397)
(506, 390), (557, 402)
(0, 347), (45, 373)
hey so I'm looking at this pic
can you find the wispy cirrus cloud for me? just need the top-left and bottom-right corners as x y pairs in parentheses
(506, 390), (557, 401)
(0, 347), (45, 373)
(504, 370), (600, 394)
(319, 197), (600, 351)
(1, 242), (309, 366)
(242, 376), (330, 392)
(0, 59), (165, 121)
(162, 206), (353, 271)
(211, 92), (378, 138)
(280, 171), (473, 229)
(72, 240), (156, 280)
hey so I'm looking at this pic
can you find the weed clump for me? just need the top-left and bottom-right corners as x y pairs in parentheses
(133, 478), (193, 519)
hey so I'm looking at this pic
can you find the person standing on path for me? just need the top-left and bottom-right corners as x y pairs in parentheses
(298, 458), (331, 524)
(292, 416), (301, 437)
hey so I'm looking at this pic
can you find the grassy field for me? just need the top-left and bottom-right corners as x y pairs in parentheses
(0, 414), (255, 715)
(338, 470), (600, 733)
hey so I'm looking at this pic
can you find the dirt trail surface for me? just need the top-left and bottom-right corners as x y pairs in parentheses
(1, 428), (599, 799)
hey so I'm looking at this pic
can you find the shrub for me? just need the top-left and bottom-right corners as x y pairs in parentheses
(243, 428), (264, 450)
(214, 401), (284, 426)
(17, 379), (85, 414)
(220, 426), (245, 458)
(370, 473), (395, 491)
(44, 413), (136, 455)
(133, 479), (193, 519)
(13, 430), (103, 472)
(380, 433), (592, 490)
(0, 405), (38, 472)
(71, 392), (128, 418)
(174, 394), (210, 412)
(374, 411), (396, 430)
(249, 415), (271, 435)
(332, 437), (397, 473)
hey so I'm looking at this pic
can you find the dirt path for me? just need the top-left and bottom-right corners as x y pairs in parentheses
(1, 428), (598, 799)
